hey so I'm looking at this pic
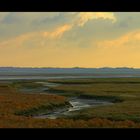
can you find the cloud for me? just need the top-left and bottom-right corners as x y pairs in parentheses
(44, 24), (73, 39)
(0, 12), (117, 44)
(0, 12), (60, 24)
(1, 12), (140, 68)
(75, 12), (116, 27)
(88, 30), (140, 68)
(0, 24), (73, 48)
(1, 28), (140, 68)
(97, 29), (140, 49)
(0, 12), (10, 21)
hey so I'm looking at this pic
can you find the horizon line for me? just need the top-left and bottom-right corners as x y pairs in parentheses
(0, 66), (139, 69)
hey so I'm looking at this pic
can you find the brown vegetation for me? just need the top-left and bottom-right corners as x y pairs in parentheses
(0, 79), (140, 128)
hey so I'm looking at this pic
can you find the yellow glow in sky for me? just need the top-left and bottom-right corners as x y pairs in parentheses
(0, 12), (140, 68)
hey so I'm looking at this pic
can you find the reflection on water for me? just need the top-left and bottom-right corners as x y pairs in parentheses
(68, 98), (112, 112)
(35, 82), (61, 87)
(0, 74), (138, 80)
(1, 78), (116, 119)
(13, 81), (114, 119)
(19, 82), (61, 94)
(33, 81), (113, 119)
(34, 98), (113, 119)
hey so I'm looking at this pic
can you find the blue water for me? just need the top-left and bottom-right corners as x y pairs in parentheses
(0, 74), (139, 80)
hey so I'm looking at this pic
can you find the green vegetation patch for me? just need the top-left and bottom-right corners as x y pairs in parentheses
(15, 101), (71, 117)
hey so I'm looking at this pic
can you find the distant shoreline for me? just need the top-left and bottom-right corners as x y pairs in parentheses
(0, 74), (140, 81)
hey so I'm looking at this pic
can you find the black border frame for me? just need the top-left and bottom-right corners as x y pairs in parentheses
(0, 0), (140, 11)
(0, 0), (140, 138)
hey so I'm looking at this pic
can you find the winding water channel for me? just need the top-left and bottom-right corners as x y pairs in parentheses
(32, 82), (113, 119)
(34, 98), (113, 119)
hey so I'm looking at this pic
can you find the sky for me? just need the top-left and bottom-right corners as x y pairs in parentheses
(0, 12), (140, 68)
